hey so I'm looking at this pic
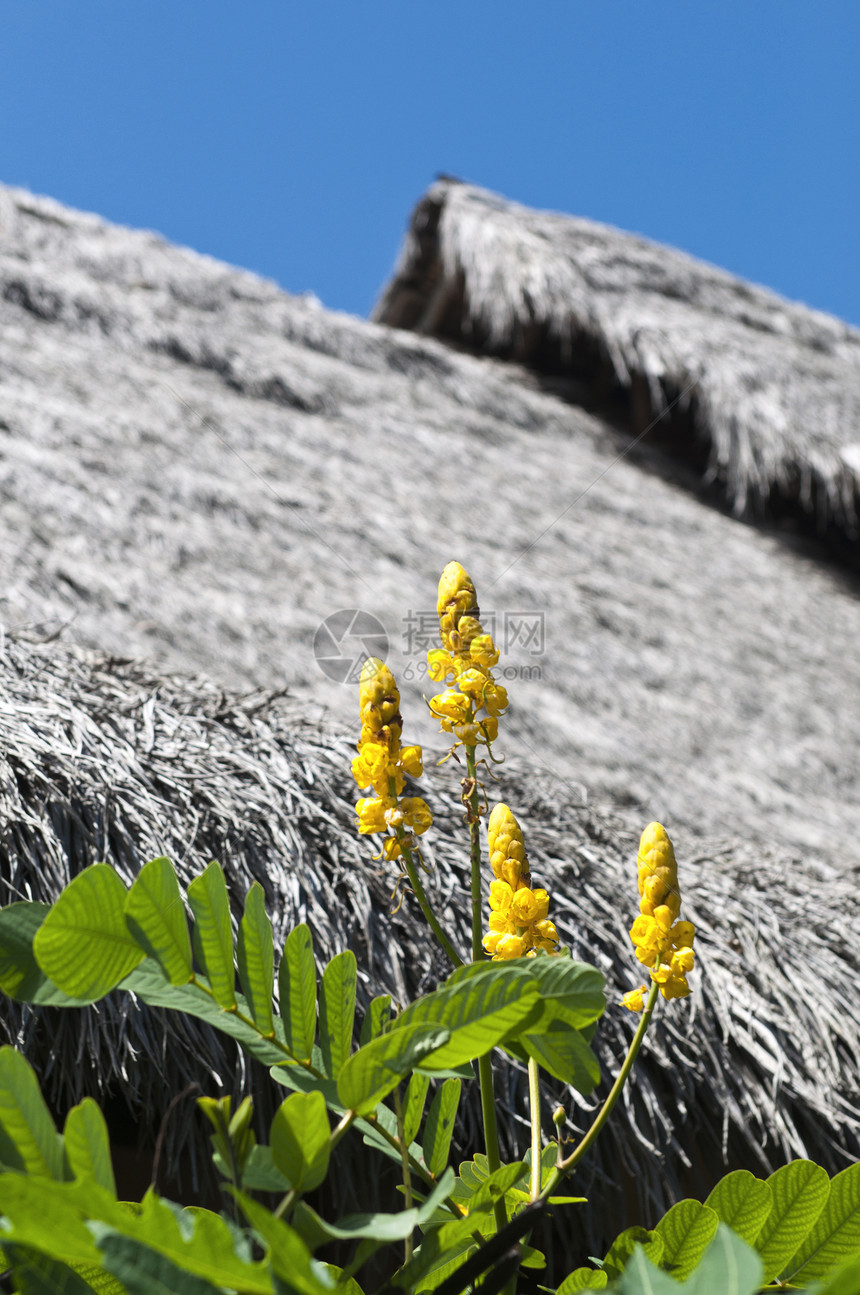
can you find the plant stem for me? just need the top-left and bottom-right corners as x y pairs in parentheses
(399, 832), (464, 968)
(394, 1086), (414, 1263)
(541, 979), (660, 1200)
(528, 1056), (542, 1202)
(464, 744), (507, 1238)
(465, 745), (483, 963)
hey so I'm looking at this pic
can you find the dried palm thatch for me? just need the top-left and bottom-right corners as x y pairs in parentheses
(374, 180), (860, 545)
(1, 182), (859, 873)
(2, 631), (858, 1238)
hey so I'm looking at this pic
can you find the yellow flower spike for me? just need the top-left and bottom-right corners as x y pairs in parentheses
(353, 658), (432, 863)
(626, 821), (695, 1009)
(484, 803), (561, 960)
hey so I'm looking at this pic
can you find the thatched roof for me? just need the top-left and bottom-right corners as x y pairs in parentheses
(3, 631), (860, 1235)
(1, 182), (858, 873)
(374, 180), (860, 546)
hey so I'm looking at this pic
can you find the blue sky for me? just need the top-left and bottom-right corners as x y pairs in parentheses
(3, 2), (859, 325)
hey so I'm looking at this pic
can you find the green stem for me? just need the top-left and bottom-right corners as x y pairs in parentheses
(399, 831), (464, 968)
(465, 745), (483, 962)
(394, 1086), (414, 1263)
(273, 1188), (297, 1221)
(528, 1056), (542, 1202)
(464, 744), (507, 1237)
(541, 980), (660, 1200)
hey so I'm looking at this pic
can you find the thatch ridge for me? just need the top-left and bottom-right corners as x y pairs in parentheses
(2, 633), (859, 1232)
(374, 180), (860, 544)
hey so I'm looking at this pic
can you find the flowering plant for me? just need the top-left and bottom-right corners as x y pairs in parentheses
(0, 563), (850, 1295)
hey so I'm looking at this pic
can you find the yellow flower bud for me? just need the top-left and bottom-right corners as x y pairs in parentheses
(533, 919), (558, 944)
(531, 889), (550, 921)
(653, 904), (675, 933)
(501, 858), (525, 888)
(672, 921), (695, 948)
(482, 930), (503, 954)
(489, 880), (514, 913)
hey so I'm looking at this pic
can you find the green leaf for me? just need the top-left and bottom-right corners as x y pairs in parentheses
(187, 861), (236, 1010)
(3, 1245), (105, 1295)
(468, 1162), (527, 1217)
(33, 866), (143, 1001)
(557, 1267), (608, 1293)
(422, 1078), (461, 1178)
(516, 957), (606, 1029)
(235, 1194), (336, 1295)
(684, 1224), (764, 1295)
(402, 1072), (431, 1147)
(815, 1251), (860, 1295)
(755, 1159), (830, 1284)
(653, 1199), (719, 1281)
(63, 1099), (116, 1194)
(785, 1162), (860, 1284)
(320, 1266), (365, 1295)
(124, 857), (193, 986)
(107, 1191), (274, 1293)
(279, 924), (317, 1061)
(0, 1047), (65, 1179)
(99, 1232), (223, 1294)
(337, 1024), (450, 1116)
(359, 994), (391, 1048)
(319, 950), (357, 1079)
(614, 1246), (679, 1294)
(237, 882), (275, 1037)
(225, 1143), (291, 1193)
(0, 1176), (106, 1266)
(394, 964), (541, 1068)
(603, 1226), (664, 1278)
(519, 1020), (601, 1093)
(121, 959), (289, 1068)
(0, 903), (92, 1006)
(704, 1170), (772, 1247)
(270, 1091), (331, 1194)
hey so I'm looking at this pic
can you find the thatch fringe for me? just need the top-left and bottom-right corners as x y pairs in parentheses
(374, 181), (860, 544)
(2, 633), (859, 1233)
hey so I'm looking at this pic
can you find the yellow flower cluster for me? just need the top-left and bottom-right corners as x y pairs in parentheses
(427, 561), (507, 748)
(622, 822), (695, 1010)
(353, 658), (432, 861)
(482, 804), (559, 959)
